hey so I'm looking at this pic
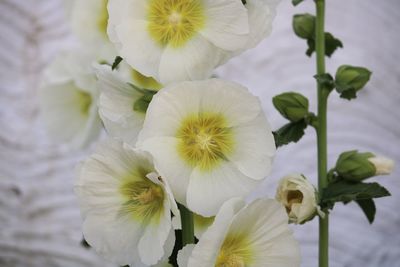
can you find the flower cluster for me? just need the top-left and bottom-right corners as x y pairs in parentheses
(35, 0), (395, 266)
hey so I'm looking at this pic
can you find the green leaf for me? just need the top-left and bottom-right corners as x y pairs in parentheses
(306, 32), (343, 57)
(273, 120), (307, 148)
(272, 92), (309, 122)
(356, 199), (376, 224)
(292, 0), (304, 6)
(128, 83), (158, 113)
(321, 181), (391, 208)
(112, 56), (123, 70)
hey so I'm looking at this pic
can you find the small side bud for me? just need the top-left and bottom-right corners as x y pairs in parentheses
(276, 174), (322, 224)
(335, 150), (377, 182)
(368, 156), (394, 176)
(293, 14), (315, 39)
(272, 92), (309, 122)
(335, 65), (372, 99)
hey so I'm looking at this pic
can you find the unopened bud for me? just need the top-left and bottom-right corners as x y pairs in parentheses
(293, 14), (315, 40)
(335, 65), (372, 93)
(272, 92), (309, 122)
(368, 156), (394, 176)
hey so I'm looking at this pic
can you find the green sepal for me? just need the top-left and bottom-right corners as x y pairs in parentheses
(356, 198), (376, 224)
(335, 65), (372, 100)
(272, 92), (309, 122)
(321, 181), (390, 209)
(112, 56), (123, 70)
(335, 150), (376, 181)
(314, 73), (335, 92)
(293, 14), (315, 40)
(273, 120), (307, 148)
(292, 0), (304, 6)
(128, 83), (157, 113)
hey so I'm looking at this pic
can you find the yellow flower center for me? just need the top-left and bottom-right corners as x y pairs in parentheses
(131, 69), (163, 91)
(76, 90), (92, 115)
(98, 0), (109, 37)
(215, 234), (253, 267)
(177, 113), (235, 171)
(147, 0), (205, 47)
(119, 168), (164, 223)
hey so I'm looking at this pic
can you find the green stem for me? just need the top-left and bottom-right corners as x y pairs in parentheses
(315, 1), (329, 267)
(178, 203), (195, 246)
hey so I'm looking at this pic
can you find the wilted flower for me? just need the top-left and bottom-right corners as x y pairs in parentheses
(178, 198), (300, 267)
(75, 140), (178, 266)
(39, 50), (102, 148)
(276, 174), (321, 224)
(137, 79), (276, 216)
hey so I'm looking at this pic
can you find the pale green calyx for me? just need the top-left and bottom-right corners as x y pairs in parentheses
(335, 150), (376, 182)
(293, 14), (315, 40)
(273, 92), (309, 122)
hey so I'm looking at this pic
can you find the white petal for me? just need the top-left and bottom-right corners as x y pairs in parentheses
(82, 213), (146, 266)
(200, 0), (249, 51)
(137, 82), (203, 142)
(186, 161), (260, 217)
(115, 19), (163, 79)
(245, 0), (281, 48)
(188, 198), (245, 267)
(177, 244), (195, 267)
(228, 199), (301, 267)
(158, 36), (221, 84)
(199, 79), (262, 127)
(227, 112), (276, 180)
(96, 65), (145, 145)
(139, 137), (193, 204)
(138, 212), (174, 265)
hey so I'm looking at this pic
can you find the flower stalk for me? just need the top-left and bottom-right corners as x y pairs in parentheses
(315, 0), (329, 267)
(178, 204), (195, 246)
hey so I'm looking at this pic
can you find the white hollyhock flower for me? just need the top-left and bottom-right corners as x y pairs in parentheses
(368, 156), (395, 176)
(276, 174), (322, 224)
(39, 50), (102, 148)
(70, 0), (115, 61)
(107, 0), (252, 84)
(75, 140), (178, 266)
(137, 79), (276, 216)
(96, 64), (150, 145)
(178, 198), (300, 267)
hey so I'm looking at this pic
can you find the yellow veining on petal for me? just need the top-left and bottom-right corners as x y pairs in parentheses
(176, 112), (235, 171)
(119, 167), (165, 223)
(131, 69), (163, 91)
(76, 90), (92, 115)
(98, 0), (109, 37)
(147, 0), (205, 47)
(215, 234), (254, 267)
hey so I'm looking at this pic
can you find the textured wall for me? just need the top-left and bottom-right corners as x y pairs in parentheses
(0, 0), (399, 266)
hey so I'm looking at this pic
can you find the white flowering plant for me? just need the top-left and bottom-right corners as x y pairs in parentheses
(38, 0), (395, 266)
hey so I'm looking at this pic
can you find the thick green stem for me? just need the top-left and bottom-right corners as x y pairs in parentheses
(315, 1), (329, 267)
(178, 203), (195, 246)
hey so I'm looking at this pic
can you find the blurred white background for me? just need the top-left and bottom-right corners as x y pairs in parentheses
(0, 0), (399, 266)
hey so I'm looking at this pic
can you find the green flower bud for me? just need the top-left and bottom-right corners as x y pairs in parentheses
(335, 150), (376, 182)
(335, 65), (372, 93)
(272, 92), (309, 122)
(293, 14), (315, 39)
